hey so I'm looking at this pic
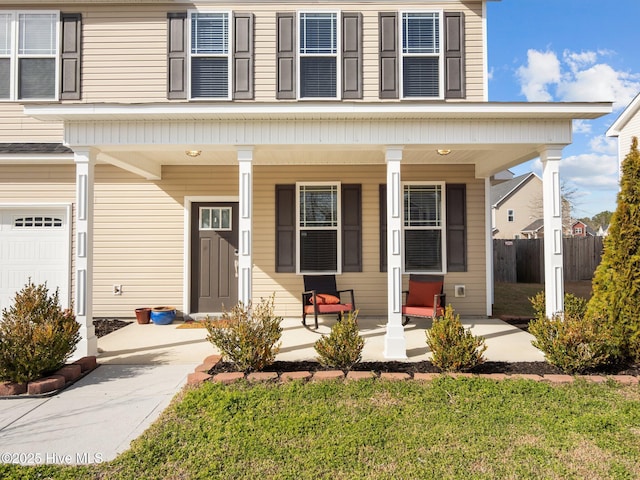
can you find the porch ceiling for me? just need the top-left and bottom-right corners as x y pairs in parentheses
(23, 101), (612, 180)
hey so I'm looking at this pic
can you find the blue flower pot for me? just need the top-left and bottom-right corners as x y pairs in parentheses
(150, 308), (176, 325)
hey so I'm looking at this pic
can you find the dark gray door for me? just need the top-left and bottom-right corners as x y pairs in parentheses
(191, 202), (238, 312)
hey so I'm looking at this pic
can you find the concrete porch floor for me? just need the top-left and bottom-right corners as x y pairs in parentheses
(97, 316), (545, 365)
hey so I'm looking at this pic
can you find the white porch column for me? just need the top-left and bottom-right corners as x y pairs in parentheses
(237, 146), (253, 306)
(73, 148), (97, 359)
(541, 147), (565, 317)
(384, 146), (407, 359)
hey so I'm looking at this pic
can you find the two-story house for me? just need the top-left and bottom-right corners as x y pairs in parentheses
(0, 1), (611, 359)
(491, 172), (542, 239)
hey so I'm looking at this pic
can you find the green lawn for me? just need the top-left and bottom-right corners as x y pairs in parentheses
(2, 378), (639, 479)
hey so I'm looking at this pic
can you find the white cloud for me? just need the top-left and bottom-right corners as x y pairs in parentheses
(572, 120), (592, 134)
(516, 50), (561, 101)
(559, 153), (619, 190)
(516, 48), (640, 109)
(589, 135), (618, 155)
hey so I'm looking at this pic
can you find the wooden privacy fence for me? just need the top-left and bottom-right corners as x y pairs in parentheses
(493, 237), (604, 283)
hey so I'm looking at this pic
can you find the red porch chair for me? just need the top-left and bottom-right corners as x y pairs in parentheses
(302, 275), (355, 329)
(402, 274), (446, 326)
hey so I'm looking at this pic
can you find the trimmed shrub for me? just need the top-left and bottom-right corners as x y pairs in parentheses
(426, 305), (487, 372)
(0, 281), (80, 384)
(529, 291), (588, 320)
(205, 295), (282, 373)
(314, 310), (364, 370)
(587, 137), (640, 362)
(528, 313), (616, 374)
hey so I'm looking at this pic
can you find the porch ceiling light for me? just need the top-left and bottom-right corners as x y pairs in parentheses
(437, 149), (452, 156)
(185, 150), (202, 157)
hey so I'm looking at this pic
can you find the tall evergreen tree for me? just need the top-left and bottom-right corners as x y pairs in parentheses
(587, 137), (640, 362)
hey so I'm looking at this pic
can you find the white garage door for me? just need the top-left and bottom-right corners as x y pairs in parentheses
(0, 206), (71, 313)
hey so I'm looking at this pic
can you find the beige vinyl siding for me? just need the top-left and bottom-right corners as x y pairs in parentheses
(0, 160), (486, 318)
(253, 163), (485, 317)
(91, 164), (239, 317)
(0, 104), (63, 142)
(1, 1), (486, 133)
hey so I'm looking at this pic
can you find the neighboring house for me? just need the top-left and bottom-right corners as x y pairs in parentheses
(596, 225), (609, 237)
(607, 91), (640, 179)
(491, 173), (542, 239)
(571, 220), (595, 237)
(0, 1), (612, 359)
(521, 219), (544, 239)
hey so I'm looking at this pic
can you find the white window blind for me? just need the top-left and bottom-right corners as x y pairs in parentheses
(299, 12), (337, 98)
(404, 184), (445, 273)
(190, 12), (230, 99)
(401, 12), (441, 98)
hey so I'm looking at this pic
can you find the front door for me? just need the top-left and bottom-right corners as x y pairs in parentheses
(190, 202), (239, 313)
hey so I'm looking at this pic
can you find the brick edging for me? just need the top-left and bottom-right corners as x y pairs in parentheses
(186, 356), (639, 387)
(0, 356), (99, 398)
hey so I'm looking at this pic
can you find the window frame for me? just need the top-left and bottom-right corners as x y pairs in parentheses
(295, 181), (342, 274)
(0, 10), (60, 101)
(507, 209), (514, 222)
(187, 10), (232, 101)
(297, 10), (341, 100)
(402, 181), (447, 274)
(399, 10), (444, 100)
(199, 206), (232, 231)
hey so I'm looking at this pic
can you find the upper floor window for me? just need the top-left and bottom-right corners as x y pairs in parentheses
(0, 11), (59, 100)
(401, 12), (442, 99)
(189, 12), (230, 99)
(298, 12), (339, 99)
(404, 183), (446, 273)
(507, 209), (514, 222)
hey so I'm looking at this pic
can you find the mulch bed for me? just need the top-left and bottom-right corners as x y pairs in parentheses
(93, 318), (133, 338)
(94, 318), (639, 377)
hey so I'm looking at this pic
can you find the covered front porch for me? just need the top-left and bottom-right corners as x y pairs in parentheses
(96, 315), (545, 365)
(24, 101), (612, 361)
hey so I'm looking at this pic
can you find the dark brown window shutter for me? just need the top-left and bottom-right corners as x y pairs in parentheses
(379, 12), (398, 99)
(342, 12), (362, 100)
(379, 184), (387, 272)
(233, 13), (254, 100)
(276, 185), (296, 272)
(444, 12), (466, 99)
(446, 184), (467, 272)
(342, 184), (362, 272)
(167, 12), (187, 100)
(276, 13), (296, 99)
(60, 13), (81, 100)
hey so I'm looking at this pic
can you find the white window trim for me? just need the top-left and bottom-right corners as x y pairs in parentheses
(296, 10), (341, 101)
(187, 10), (233, 101)
(295, 181), (342, 274)
(402, 181), (447, 274)
(507, 209), (514, 222)
(0, 10), (60, 102)
(399, 9), (444, 100)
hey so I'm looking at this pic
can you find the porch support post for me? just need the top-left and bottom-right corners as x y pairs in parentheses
(73, 147), (97, 359)
(384, 146), (407, 359)
(237, 146), (253, 307)
(541, 146), (565, 317)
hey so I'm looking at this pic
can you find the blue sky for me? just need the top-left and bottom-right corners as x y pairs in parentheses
(487, 0), (640, 218)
